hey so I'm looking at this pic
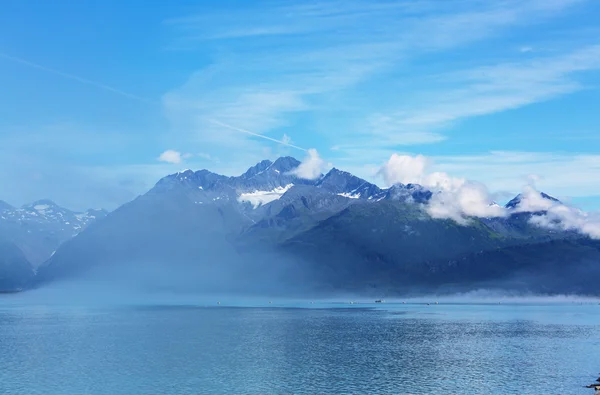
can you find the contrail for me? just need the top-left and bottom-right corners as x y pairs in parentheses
(209, 120), (307, 151)
(0, 51), (306, 150)
(0, 51), (157, 105)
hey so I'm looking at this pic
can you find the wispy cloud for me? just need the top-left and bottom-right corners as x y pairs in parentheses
(0, 52), (157, 105)
(164, 0), (594, 159)
(393, 45), (600, 129)
(209, 120), (306, 151)
(4, 0), (598, 212)
(0, 52), (299, 155)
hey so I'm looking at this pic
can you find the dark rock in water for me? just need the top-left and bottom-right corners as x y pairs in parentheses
(585, 375), (600, 394)
(585, 383), (600, 392)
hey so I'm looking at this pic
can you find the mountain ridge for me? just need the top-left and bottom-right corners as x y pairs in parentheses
(3, 156), (597, 295)
(0, 199), (107, 269)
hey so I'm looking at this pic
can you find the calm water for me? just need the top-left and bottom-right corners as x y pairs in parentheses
(1, 299), (599, 394)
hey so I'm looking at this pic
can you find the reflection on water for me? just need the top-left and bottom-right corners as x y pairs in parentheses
(1, 303), (599, 394)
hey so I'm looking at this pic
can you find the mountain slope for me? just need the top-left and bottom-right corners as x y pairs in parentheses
(418, 238), (600, 294)
(0, 239), (34, 291)
(35, 156), (599, 296)
(36, 190), (249, 284)
(280, 201), (507, 290)
(505, 192), (560, 210)
(315, 168), (383, 199)
(0, 200), (107, 266)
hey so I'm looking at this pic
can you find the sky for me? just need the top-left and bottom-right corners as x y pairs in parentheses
(1, 0), (600, 211)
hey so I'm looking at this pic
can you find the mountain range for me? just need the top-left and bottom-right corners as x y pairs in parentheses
(2, 156), (599, 295)
(0, 200), (106, 291)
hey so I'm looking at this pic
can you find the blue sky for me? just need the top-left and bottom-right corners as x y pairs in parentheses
(1, 0), (600, 211)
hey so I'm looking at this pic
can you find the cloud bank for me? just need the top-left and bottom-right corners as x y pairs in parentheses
(379, 153), (600, 237)
(380, 153), (504, 224)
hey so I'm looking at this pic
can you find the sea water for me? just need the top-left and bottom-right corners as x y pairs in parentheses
(1, 298), (599, 394)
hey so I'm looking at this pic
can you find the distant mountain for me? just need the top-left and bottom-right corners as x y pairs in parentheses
(315, 168), (383, 199)
(505, 192), (560, 210)
(0, 239), (34, 291)
(0, 200), (107, 266)
(32, 157), (600, 296)
(384, 183), (432, 203)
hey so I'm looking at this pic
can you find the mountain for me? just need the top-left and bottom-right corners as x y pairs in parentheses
(234, 157), (309, 192)
(0, 239), (34, 292)
(0, 200), (107, 266)
(505, 192), (560, 210)
(418, 238), (600, 295)
(315, 168), (383, 199)
(35, 158), (314, 287)
(34, 157), (600, 296)
(281, 201), (504, 291)
(384, 183), (432, 203)
(36, 192), (250, 290)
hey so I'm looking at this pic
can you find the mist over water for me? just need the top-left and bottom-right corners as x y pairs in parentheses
(10, 266), (600, 309)
(4, 253), (600, 395)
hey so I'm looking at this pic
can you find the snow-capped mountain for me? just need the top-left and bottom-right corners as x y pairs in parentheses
(150, 157), (314, 209)
(1, 199), (106, 236)
(315, 168), (383, 200)
(149, 158), (438, 211)
(0, 199), (107, 266)
(30, 156), (600, 296)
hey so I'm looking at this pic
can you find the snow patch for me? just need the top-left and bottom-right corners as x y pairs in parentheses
(238, 184), (294, 208)
(33, 204), (50, 211)
(337, 192), (361, 199)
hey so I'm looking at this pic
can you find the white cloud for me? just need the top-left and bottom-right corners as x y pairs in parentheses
(427, 180), (506, 224)
(379, 153), (600, 237)
(506, 175), (600, 239)
(378, 153), (431, 186)
(379, 154), (505, 223)
(289, 149), (328, 180)
(513, 185), (557, 212)
(158, 150), (185, 164)
(526, 194), (600, 239)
